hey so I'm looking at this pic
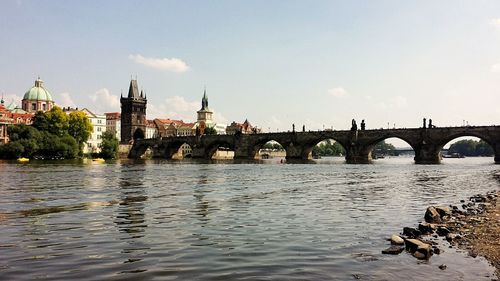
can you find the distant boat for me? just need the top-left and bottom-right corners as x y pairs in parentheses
(92, 158), (106, 163)
(17, 157), (29, 163)
(442, 153), (464, 158)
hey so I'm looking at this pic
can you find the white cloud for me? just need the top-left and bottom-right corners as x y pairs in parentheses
(89, 88), (120, 113)
(328, 87), (348, 98)
(2, 94), (22, 107)
(57, 92), (76, 108)
(128, 54), (189, 73)
(213, 111), (229, 124)
(491, 63), (500, 73)
(490, 18), (500, 28)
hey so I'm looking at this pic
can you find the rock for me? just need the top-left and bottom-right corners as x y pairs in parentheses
(433, 246), (441, 255)
(390, 234), (405, 245)
(413, 251), (426, 259)
(382, 245), (404, 255)
(446, 233), (461, 242)
(403, 227), (422, 238)
(418, 223), (434, 234)
(424, 207), (442, 223)
(436, 227), (450, 236)
(439, 264), (447, 270)
(435, 206), (451, 217)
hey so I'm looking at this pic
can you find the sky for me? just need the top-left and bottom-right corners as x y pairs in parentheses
(2, 0), (500, 140)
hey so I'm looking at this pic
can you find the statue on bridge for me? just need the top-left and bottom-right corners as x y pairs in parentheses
(351, 119), (357, 131)
(361, 120), (365, 130)
(292, 124), (295, 132)
(302, 125), (305, 132)
(423, 118), (426, 129)
(428, 119), (436, 128)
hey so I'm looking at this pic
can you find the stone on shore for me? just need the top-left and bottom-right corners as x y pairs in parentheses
(418, 223), (435, 234)
(390, 234), (405, 245)
(424, 207), (442, 223)
(382, 245), (404, 255)
(435, 206), (451, 217)
(405, 239), (433, 259)
(403, 227), (421, 238)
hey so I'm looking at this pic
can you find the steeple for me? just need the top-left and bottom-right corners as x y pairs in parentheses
(201, 88), (208, 110)
(128, 79), (140, 99)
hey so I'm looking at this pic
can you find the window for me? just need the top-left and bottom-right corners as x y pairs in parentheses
(32, 103), (36, 110)
(42, 104), (46, 111)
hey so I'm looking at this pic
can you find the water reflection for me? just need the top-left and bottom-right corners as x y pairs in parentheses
(114, 165), (149, 272)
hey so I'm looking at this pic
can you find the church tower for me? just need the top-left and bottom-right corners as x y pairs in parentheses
(120, 79), (147, 144)
(196, 89), (213, 134)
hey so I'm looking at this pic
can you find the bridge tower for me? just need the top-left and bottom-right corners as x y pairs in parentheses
(120, 79), (147, 144)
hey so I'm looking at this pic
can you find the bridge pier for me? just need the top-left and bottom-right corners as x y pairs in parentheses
(285, 143), (310, 160)
(414, 144), (441, 164)
(345, 144), (372, 164)
(494, 143), (500, 164)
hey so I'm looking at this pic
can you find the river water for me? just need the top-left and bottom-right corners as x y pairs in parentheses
(0, 157), (498, 280)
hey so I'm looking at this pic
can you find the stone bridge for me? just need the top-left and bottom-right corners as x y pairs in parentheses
(128, 126), (500, 164)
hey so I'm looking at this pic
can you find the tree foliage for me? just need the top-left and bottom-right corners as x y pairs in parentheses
(0, 107), (93, 159)
(313, 139), (345, 156)
(448, 139), (493, 156)
(262, 141), (284, 150)
(68, 111), (93, 150)
(99, 131), (119, 159)
(373, 140), (398, 156)
(204, 126), (217, 135)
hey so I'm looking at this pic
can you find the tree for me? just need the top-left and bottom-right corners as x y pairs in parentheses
(68, 111), (93, 154)
(372, 140), (397, 156)
(45, 106), (69, 137)
(448, 139), (493, 156)
(204, 126), (217, 135)
(32, 111), (49, 132)
(313, 139), (345, 156)
(99, 131), (119, 159)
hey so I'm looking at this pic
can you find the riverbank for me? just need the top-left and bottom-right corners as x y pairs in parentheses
(456, 191), (500, 276)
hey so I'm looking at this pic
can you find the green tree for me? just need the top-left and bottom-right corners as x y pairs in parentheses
(313, 139), (345, 156)
(68, 111), (93, 154)
(204, 126), (217, 135)
(32, 111), (49, 132)
(99, 131), (119, 159)
(45, 106), (69, 137)
(448, 139), (493, 156)
(372, 140), (397, 155)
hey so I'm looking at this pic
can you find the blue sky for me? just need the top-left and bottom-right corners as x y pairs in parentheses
(2, 0), (500, 135)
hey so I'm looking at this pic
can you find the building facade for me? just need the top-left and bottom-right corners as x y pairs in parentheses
(22, 78), (55, 113)
(105, 112), (121, 141)
(120, 79), (147, 144)
(64, 107), (106, 154)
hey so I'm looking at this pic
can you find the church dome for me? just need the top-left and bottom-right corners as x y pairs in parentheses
(23, 78), (53, 102)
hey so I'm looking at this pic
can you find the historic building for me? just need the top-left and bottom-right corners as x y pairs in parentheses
(145, 120), (158, 139)
(195, 90), (226, 135)
(196, 90), (213, 134)
(120, 79), (147, 144)
(105, 112), (121, 141)
(22, 78), (54, 113)
(0, 99), (13, 144)
(226, 119), (261, 135)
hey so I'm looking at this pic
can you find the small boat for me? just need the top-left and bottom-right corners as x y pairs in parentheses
(17, 157), (29, 162)
(92, 158), (105, 163)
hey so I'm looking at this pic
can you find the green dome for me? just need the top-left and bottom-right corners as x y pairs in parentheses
(23, 78), (53, 102)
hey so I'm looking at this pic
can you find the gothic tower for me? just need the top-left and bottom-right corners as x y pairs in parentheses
(120, 79), (147, 144)
(196, 89), (213, 134)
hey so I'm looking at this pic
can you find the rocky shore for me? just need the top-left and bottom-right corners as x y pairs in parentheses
(382, 190), (500, 277)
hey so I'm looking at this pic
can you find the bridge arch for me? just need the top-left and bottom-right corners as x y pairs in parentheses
(250, 139), (286, 159)
(305, 137), (347, 159)
(366, 136), (417, 159)
(162, 141), (194, 159)
(439, 134), (495, 159)
(205, 140), (235, 159)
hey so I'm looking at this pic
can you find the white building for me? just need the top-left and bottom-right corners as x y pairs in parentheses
(64, 107), (106, 154)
